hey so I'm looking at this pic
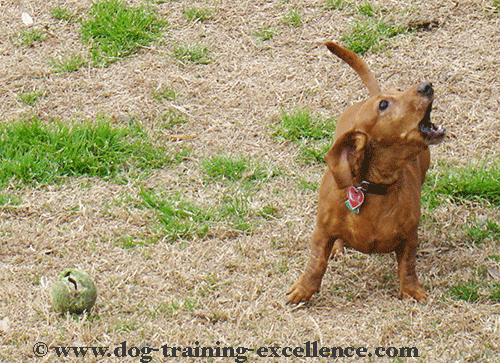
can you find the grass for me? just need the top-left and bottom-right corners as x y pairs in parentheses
(423, 160), (500, 211)
(430, 162), (500, 206)
(274, 108), (336, 141)
(0, 192), (22, 206)
(140, 187), (268, 243)
(283, 9), (303, 27)
(3, 2), (500, 362)
(467, 219), (500, 244)
(200, 153), (272, 183)
(0, 115), (172, 186)
(48, 53), (86, 73)
(450, 278), (500, 303)
(14, 28), (46, 47)
(273, 108), (336, 164)
(140, 189), (214, 243)
(300, 141), (333, 165)
(325, 0), (345, 10)
(219, 194), (253, 232)
(254, 27), (277, 42)
(171, 42), (213, 64)
(298, 178), (319, 191)
(357, 2), (376, 17)
(182, 5), (216, 22)
(161, 110), (189, 128)
(50, 4), (78, 22)
(490, 284), (500, 302)
(335, 1), (409, 54)
(80, 0), (167, 66)
(140, 154), (279, 243)
(449, 280), (480, 302)
(153, 85), (177, 102)
(341, 18), (408, 54)
(18, 90), (43, 106)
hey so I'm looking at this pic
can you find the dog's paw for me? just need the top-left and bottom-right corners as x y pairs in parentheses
(286, 281), (317, 304)
(400, 285), (428, 303)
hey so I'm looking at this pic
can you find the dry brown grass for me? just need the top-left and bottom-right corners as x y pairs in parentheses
(1, 0), (500, 362)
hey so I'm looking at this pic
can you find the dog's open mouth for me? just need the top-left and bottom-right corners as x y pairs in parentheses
(418, 103), (445, 145)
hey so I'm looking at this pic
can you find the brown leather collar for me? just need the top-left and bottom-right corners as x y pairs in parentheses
(358, 180), (399, 195)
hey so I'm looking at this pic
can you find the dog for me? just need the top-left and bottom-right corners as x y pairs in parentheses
(287, 41), (445, 303)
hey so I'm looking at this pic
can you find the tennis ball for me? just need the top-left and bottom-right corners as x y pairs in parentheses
(51, 268), (97, 315)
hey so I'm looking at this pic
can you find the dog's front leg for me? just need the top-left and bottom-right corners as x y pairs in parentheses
(395, 229), (428, 302)
(287, 230), (335, 304)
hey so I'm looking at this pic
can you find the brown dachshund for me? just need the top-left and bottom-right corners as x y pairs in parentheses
(287, 41), (445, 303)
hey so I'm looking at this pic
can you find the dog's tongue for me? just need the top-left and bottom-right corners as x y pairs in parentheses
(418, 108), (445, 144)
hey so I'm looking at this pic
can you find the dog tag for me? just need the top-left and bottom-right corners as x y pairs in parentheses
(345, 186), (365, 214)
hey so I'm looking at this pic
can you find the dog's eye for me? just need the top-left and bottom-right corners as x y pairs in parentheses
(379, 100), (389, 111)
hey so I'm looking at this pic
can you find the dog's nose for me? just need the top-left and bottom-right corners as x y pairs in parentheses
(418, 81), (433, 97)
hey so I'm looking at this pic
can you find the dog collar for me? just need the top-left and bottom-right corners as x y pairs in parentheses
(358, 180), (399, 195)
(345, 180), (399, 214)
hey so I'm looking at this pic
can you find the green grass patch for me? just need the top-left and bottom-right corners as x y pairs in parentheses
(257, 204), (281, 220)
(0, 115), (174, 186)
(153, 85), (177, 102)
(141, 188), (276, 242)
(219, 194), (254, 232)
(14, 28), (46, 47)
(298, 178), (319, 192)
(201, 153), (273, 183)
(161, 110), (189, 128)
(300, 141), (333, 165)
(141, 154), (280, 242)
(467, 219), (500, 244)
(140, 189), (214, 243)
(357, 2), (376, 17)
(421, 180), (442, 212)
(171, 42), (213, 64)
(80, 0), (167, 66)
(341, 18), (408, 54)
(274, 108), (336, 141)
(272, 108), (336, 164)
(430, 162), (500, 206)
(0, 192), (22, 206)
(490, 283), (500, 302)
(324, 0), (346, 10)
(48, 53), (86, 73)
(18, 90), (43, 106)
(489, 255), (500, 262)
(254, 27), (277, 42)
(283, 9), (303, 28)
(449, 279), (480, 303)
(449, 278), (500, 303)
(50, 4), (78, 22)
(182, 5), (216, 22)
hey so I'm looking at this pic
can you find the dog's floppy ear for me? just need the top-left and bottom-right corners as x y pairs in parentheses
(324, 131), (367, 189)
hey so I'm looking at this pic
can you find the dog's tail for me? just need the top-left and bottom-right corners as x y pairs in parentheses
(325, 41), (381, 97)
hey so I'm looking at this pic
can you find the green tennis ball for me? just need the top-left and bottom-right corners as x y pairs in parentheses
(51, 268), (97, 315)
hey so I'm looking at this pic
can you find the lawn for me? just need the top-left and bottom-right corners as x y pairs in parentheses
(0, 0), (499, 362)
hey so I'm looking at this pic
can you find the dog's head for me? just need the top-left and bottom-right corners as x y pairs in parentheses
(325, 82), (445, 188)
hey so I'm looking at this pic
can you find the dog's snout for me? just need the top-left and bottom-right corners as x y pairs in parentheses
(417, 81), (433, 97)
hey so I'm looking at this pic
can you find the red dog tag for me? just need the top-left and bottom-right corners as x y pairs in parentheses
(345, 186), (365, 213)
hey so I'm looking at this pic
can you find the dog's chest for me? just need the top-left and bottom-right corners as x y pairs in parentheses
(344, 194), (420, 253)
